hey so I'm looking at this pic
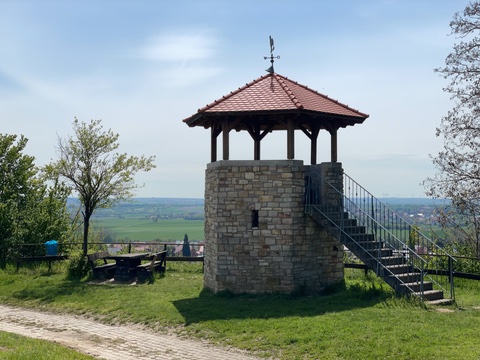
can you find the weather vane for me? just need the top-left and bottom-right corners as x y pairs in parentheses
(264, 35), (280, 73)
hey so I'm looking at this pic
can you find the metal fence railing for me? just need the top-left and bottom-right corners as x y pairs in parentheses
(12, 241), (205, 262)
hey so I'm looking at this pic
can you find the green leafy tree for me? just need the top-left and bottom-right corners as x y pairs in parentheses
(45, 118), (156, 256)
(0, 134), (71, 268)
(425, 1), (480, 258)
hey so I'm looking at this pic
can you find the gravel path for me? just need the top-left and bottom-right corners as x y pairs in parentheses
(0, 304), (260, 360)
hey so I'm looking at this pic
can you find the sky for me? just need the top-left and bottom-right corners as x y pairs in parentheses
(0, 0), (469, 198)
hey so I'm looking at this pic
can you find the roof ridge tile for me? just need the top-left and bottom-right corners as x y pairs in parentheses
(278, 74), (369, 118)
(196, 73), (271, 113)
(274, 73), (304, 109)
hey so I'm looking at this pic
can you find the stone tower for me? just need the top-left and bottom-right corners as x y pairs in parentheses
(183, 72), (368, 294)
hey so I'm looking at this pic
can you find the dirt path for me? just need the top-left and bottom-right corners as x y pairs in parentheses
(0, 304), (260, 360)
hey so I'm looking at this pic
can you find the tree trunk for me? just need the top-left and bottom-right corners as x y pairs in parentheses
(0, 250), (6, 269)
(82, 212), (91, 257)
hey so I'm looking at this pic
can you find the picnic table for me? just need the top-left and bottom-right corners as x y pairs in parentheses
(105, 253), (150, 282)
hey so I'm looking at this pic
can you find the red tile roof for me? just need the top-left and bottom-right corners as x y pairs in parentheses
(184, 73), (368, 127)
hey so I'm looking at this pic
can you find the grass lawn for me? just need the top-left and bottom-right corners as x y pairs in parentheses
(0, 263), (479, 359)
(0, 331), (95, 360)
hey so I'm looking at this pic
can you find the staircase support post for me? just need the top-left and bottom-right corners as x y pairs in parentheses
(420, 262), (425, 300)
(448, 256), (454, 300)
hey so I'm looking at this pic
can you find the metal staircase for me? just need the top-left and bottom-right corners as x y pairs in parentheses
(305, 166), (455, 304)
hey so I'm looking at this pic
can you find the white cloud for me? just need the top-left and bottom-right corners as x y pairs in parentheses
(153, 65), (224, 88)
(139, 32), (218, 62)
(129, 30), (225, 87)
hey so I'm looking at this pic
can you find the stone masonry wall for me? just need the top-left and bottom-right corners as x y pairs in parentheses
(204, 160), (344, 294)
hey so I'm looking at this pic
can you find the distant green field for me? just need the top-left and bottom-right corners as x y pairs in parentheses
(93, 218), (204, 241)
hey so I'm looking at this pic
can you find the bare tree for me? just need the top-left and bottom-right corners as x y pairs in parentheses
(424, 1), (480, 257)
(45, 118), (156, 256)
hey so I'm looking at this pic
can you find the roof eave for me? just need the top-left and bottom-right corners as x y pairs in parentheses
(184, 109), (368, 128)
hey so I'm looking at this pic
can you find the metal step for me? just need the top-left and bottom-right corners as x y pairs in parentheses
(325, 215), (358, 226)
(391, 272), (422, 284)
(400, 281), (433, 293)
(414, 290), (444, 301)
(352, 240), (382, 250)
(348, 234), (375, 242)
(338, 223), (363, 232)
(386, 264), (413, 275)
(363, 248), (394, 258)
(381, 256), (406, 266)
(318, 211), (348, 220)
(426, 298), (454, 306)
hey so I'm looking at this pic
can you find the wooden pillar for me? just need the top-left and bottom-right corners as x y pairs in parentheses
(310, 126), (320, 165)
(210, 125), (222, 163)
(254, 139), (261, 160)
(311, 139), (317, 165)
(253, 124), (261, 160)
(287, 118), (295, 160)
(211, 127), (217, 162)
(222, 119), (229, 160)
(330, 128), (338, 163)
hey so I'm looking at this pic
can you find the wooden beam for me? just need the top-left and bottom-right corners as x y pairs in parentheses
(228, 117), (243, 132)
(246, 123), (275, 160)
(298, 124), (313, 139)
(259, 124), (275, 140)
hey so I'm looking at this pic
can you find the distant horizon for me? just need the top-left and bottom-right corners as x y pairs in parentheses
(68, 196), (447, 204)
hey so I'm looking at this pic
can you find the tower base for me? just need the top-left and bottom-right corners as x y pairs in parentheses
(204, 160), (344, 294)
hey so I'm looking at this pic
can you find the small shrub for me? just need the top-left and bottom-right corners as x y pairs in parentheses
(319, 280), (346, 296)
(66, 252), (90, 280)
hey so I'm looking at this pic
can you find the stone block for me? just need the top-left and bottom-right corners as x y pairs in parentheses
(259, 195), (274, 202)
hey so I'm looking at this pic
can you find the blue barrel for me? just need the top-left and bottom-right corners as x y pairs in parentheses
(45, 240), (58, 256)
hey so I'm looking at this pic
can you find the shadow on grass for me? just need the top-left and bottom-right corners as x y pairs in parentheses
(11, 277), (89, 304)
(173, 281), (394, 325)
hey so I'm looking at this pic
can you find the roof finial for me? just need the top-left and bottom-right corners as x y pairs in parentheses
(264, 35), (280, 74)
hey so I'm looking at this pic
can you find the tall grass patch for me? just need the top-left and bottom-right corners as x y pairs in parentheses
(0, 331), (95, 360)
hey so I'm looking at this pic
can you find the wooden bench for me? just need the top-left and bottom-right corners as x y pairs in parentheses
(87, 251), (116, 280)
(15, 255), (68, 272)
(136, 251), (167, 283)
